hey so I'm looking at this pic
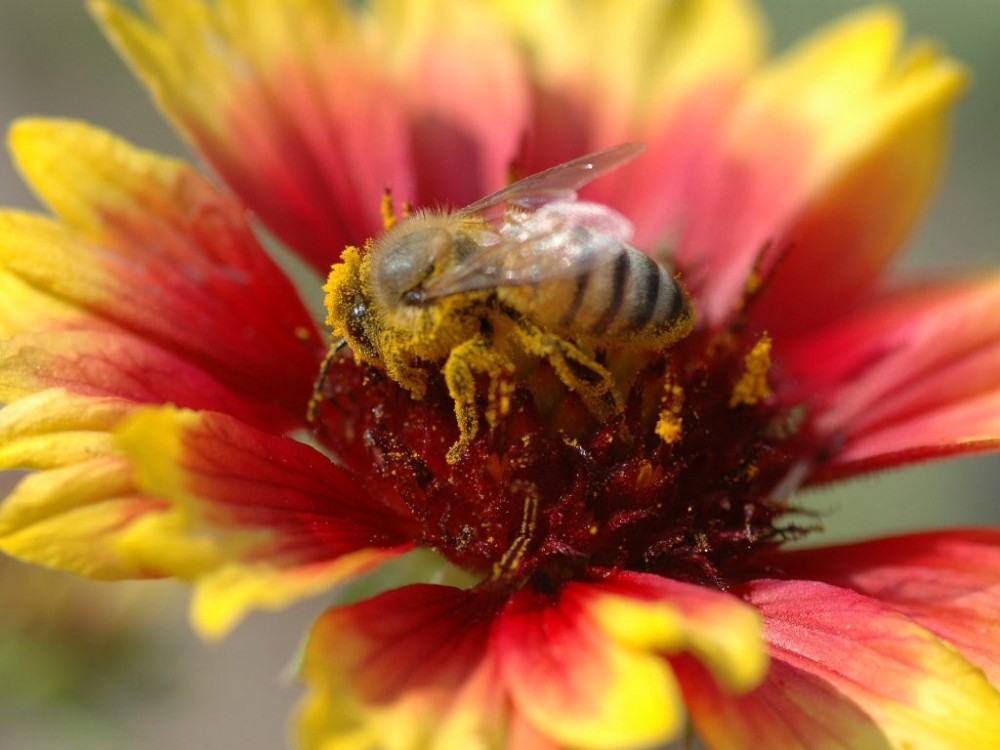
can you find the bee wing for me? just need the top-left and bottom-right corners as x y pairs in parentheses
(421, 200), (634, 299)
(455, 143), (646, 222)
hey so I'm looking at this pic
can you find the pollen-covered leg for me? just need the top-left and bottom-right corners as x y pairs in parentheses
(442, 335), (514, 463)
(513, 321), (624, 420)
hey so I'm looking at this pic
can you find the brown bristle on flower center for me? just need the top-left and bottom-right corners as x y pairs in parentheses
(312, 316), (819, 594)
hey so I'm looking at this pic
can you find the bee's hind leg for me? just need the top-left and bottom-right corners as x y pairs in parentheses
(512, 320), (623, 420)
(442, 334), (514, 464)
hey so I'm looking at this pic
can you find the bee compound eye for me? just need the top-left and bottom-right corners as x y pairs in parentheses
(344, 297), (378, 358)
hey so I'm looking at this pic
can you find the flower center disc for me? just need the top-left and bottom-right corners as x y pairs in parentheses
(312, 318), (818, 595)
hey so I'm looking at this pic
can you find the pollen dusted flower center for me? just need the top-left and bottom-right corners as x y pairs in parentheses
(312, 305), (816, 594)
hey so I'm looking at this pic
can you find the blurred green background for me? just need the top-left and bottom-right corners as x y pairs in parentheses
(0, 1), (996, 748)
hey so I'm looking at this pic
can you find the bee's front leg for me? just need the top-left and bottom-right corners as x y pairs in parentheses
(442, 334), (514, 464)
(512, 320), (624, 421)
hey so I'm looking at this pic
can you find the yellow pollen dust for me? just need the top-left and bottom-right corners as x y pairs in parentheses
(655, 380), (685, 444)
(730, 333), (773, 407)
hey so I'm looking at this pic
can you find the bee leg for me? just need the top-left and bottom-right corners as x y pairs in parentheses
(513, 321), (623, 420)
(382, 352), (431, 401)
(442, 335), (514, 464)
(307, 339), (347, 423)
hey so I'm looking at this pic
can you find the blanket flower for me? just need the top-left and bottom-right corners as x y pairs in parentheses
(1, 1), (999, 748)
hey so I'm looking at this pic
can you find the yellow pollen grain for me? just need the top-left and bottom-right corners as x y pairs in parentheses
(589, 524), (599, 535)
(293, 326), (311, 341)
(655, 413), (683, 443)
(655, 381), (684, 444)
(730, 334), (773, 408)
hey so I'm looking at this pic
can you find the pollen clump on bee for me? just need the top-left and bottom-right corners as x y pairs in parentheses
(323, 238), (485, 404)
(729, 333), (773, 408)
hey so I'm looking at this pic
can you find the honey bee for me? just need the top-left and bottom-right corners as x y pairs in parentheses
(321, 143), (693, 461)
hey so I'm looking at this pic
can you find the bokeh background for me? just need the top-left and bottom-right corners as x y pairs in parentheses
(0, 1), (996, 748)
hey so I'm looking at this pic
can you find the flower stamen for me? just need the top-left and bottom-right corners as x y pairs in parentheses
(380, 188), (398, 231)
(729, 334), (773, 407)
(492, 486), (540, 582)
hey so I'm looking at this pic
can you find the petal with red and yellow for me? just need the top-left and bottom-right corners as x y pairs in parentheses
(0, 389), (164, 579)
(298, 584), (509, 750)
(94, 0), (530, 273)
(115, 406), (417, 638)
(0, 330), (290, 430)
(488, 0), (765, 246)
(666, 9), (964, 329)
(779, 275), (1000, 482)
(7, 118), (324, 422)
(0, 325), (323, 577)
(0, 321), (302, 579)
(494, 572), (766, 750)
(0, 120), (330, 581)
(298, 572), (765, 750)
(487, 0), (761, 172)
(679, 579), (1000, 750)
(773, 530), (1000, 687)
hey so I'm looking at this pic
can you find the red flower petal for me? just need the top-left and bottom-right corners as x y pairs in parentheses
(116, 407), (416, 636)
(298, 584), (509, 750)
(495, 573), (766, 750)
(8, 119), (324, 421)
(501, 0), (763, 211)
(666, 10), (964, 327)
(0, 330), (289, 431)
(747, 31), (965, 336)
(298, 571), (766, 750)
(771, 529), (1000, 686)
(678, 579), (1000, 749)
(777, 276), (1000, 481)
(95, 0), (530, 272)
(495, 583), (685, 750)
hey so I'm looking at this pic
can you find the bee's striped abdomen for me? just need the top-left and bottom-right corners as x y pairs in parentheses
(521, 244), (689, 348)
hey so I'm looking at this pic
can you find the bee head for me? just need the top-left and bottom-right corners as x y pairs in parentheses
(368, 217), (453, 310)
